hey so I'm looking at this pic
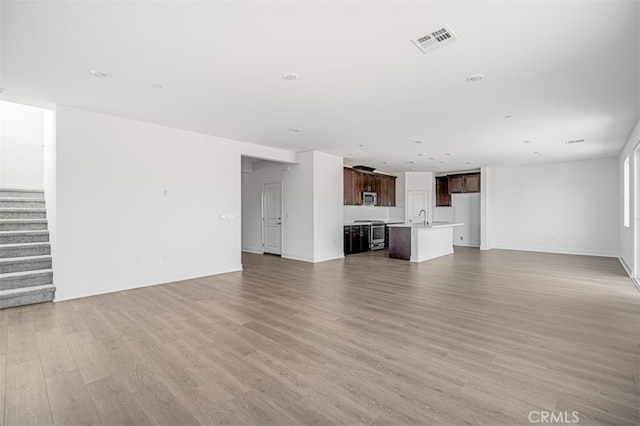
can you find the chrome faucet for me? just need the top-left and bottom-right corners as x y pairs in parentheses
(419, 209), (427, 226)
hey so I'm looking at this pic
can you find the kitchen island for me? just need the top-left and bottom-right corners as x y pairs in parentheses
(388, 222), (463, 262)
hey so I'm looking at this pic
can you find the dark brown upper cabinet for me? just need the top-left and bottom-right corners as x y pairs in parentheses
(343, 167), (396, 206)
(464, 173), (480, 193)
(436, 176), (451, 207)
(436, 173), (481, 206)
(449, 175), (464, 194)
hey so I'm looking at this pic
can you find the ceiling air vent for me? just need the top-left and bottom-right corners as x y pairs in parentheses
(412, 25), (459, 54)
(565, 139), (585, 145)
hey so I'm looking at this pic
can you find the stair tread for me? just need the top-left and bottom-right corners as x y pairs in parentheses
(0, 269), (53, 278)
(0, 197), (45, 201)
(0, 242), (50, 248)
(0, 219), (48, 222)
(0, 230), (49, 234)
(0, 208), (46, 211)
(0, 255), (52, 263)
(0, 284), (55, 296)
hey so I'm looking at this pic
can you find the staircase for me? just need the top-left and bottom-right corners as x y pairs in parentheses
(0, 188), (55, 309)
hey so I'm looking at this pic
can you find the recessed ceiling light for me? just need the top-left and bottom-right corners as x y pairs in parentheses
(467, 73), (485, 82)
(440, 161), (446, 164)
(417, 153), (428, 156)
(504, 115), (513, 119)
(444, 153), (453, 156)
(152, 84), (164, 89)
(414, 140), (425, 144)
(90, 70), (111, 78)
(429, 157), (437, 160)
(282, 72), (299, 80)
(382, 161), (390, 164)
(345, 153), (354, 157)
(357, 144), (364, 147)
(466, 161), (473, 164)
(288, 128), (303, 132)
(404, 161), (414, 164)
(523, 140), (534, 144)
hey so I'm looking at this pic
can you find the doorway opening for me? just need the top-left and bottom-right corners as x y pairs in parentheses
(240, 156), (289, 258)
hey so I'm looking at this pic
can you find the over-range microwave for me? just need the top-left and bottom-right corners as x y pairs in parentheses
(362, 191), (377, 206)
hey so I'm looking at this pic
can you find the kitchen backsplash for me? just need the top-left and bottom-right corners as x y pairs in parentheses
(344, 206), (405, 223)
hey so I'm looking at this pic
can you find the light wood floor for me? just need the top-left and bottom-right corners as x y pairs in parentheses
(0, 247), (638, 425)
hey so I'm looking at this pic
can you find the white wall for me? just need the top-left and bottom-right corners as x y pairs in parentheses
(480, 167), (493, 250)
(280, 151), (315, 261)
(0, 100), (45, 189)
(618, 118), (640, 275)
(312, 151), (344, 262)
(452, 193), (481, 247)
(490, 158), (619, 257)
(343, 206), (405, 223)
(54, 106), (296, 301)
(43, 109), (57, 282)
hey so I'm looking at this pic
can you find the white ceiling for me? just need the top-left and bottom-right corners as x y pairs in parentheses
(1, 1), (638, 173)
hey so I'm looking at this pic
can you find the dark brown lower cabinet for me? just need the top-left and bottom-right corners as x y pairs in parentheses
(389, 227), (411, 260)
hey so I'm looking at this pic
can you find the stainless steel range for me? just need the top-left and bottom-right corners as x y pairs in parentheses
(354, 220), (386, 250)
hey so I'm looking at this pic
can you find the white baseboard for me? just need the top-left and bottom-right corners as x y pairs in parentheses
(282, 252), (344, 263)
(242, 247), (263, 254)
(54, 263), (242, 302)
(454, 243), (480, 248)
(619, 256), (632, 276)
(281, 252), (314, 263)
(312, 253), (345, 263)
(410, 248), (453, 263)
(491, 244), (618, 258)
(617, 257), (640, 293)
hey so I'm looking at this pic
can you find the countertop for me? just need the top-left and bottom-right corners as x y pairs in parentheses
(387, 221), (464, 229)
(343, 221), (403, 226)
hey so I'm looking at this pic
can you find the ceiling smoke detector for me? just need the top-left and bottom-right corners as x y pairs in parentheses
(412, 25), (459, 54)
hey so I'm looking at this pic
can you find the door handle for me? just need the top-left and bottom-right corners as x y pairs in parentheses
(276, 222), (282, 225)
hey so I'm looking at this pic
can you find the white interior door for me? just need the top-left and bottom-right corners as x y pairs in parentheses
(263, 182), (282, 255)
(407, 190), (429, 224)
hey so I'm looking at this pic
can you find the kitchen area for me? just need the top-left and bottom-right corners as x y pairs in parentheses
(343, 165), (477, 262)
